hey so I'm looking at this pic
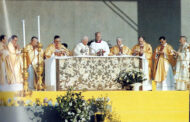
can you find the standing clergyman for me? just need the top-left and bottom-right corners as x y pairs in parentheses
(175, 36), (190, 90)
(90, 32), (110, 56)
(25, 36), (44, 89)
(153, 36), (176, 90)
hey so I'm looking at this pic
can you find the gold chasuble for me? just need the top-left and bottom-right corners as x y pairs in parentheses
(153, 43), (176, 82)
(5, 42), (23, 84)
(26, 44), (44, 70)
(132, 42), (153, 79)
(45, 43), (69, 59)
(25, 43), (44, 87)
(109, 45), (131, 56)
(0, 42), (8, 85)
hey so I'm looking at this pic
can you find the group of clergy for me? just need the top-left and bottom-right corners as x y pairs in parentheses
(0, 32), (189, 91)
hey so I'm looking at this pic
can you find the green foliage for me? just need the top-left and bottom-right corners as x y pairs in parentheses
(88, 97), (110, 114)
(56, 88), (92, 122)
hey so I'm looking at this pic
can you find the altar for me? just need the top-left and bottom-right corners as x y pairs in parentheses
(45, 56), (151, 91)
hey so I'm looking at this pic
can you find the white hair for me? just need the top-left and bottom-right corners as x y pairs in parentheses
(82, 36), (88, 41)
(116, 37), (122, 42)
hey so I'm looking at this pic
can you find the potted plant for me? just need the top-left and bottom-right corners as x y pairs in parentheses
(115, 69), (146, 91)
(56, 88), (92, 122)
(88, 97), (111, 122)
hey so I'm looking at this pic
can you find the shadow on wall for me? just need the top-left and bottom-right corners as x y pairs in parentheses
(102, 0), (181, 50)
(137, 0), (181, 50)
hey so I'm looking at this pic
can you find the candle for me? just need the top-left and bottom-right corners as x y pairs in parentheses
(37, 16), (40, 43)
(22, 20), (26, 47)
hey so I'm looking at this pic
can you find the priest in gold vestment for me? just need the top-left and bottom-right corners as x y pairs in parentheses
(25, 36), (44, 89)
(109, 38), (131, 56)
(132, 36), (153, 80)
(0, 35), (8, 85)
(5, 35), (23, 84)
(153, 36), (176, 90)
(45, 35), (69, 59)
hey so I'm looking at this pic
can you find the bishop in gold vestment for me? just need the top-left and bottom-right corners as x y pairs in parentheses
(109, 38), (131, 56)
(45, 35), (69, 59)
(5, 35), (23, 84)
(25, 36), (44, 89)
(132, 36), (153, 80)
(153, 36), (176, 90)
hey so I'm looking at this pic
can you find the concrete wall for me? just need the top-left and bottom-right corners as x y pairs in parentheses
(0, 0), (138, 49)
(0, 0), (189, 50)
(181, 0), (190, 43)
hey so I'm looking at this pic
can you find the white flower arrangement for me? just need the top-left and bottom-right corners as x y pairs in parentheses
(116, 69), (146, 88)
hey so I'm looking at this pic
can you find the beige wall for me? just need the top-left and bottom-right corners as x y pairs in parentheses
(0, 1), (138, 49)
(0, 0), (188, 50)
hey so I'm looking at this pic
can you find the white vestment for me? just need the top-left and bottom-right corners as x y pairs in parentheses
(90, 41), (110, 56)
(141, 54), (152, 91)
(28, 49), (39, 90)
(73, 43), (89, 56)
(156, 64), (175, 91)
(156, 57), (175, 91)
(175, 42), (190, 90)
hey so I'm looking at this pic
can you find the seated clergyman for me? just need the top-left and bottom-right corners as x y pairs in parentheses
(90, 32), (110, 56)
(109, 37), (131, 56)
(45, 35), (69, 59)
(73, 36), (89, 56)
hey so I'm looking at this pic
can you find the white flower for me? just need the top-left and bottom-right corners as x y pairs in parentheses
(77, 109), (81, 113)
(71, 112), (75, 115)
(106, 97), (110, 102)
(69, 102), (72, 106)
(82, 118), (86, 121)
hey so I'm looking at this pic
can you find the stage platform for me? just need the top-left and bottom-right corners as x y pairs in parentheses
(0, 91), (189, 122)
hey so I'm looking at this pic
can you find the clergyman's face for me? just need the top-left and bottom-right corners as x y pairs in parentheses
(82, 38), (88, 45)
(95, 33), (101, 41)
(179, 37), (186, 45)
(138, 37), (144, 45)
(117, 40), (122, 46)
(2, 36), (7, 44)
(31, 38), (38, 47)
(160, 39), (166, 46)
(12, 37), (18, 46)
(54, 38), (61, 47)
